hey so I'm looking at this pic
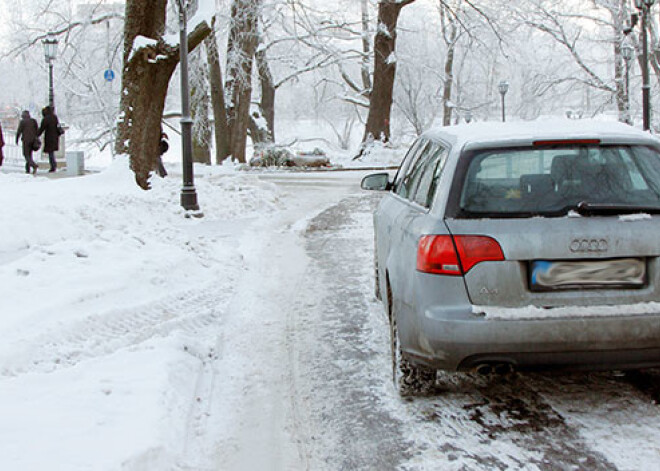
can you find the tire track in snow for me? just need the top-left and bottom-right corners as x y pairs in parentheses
(0, 286), (227, 377)
(175, 334), (223, 471)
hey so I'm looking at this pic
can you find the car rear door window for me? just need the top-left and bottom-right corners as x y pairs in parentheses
(396, 140), (430, 199)
(403, 142), (437, 200)
(393, 139), (425, 193)
(412, 145), (449, 208)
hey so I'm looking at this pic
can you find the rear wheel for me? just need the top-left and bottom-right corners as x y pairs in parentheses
(388, 287), (436, 396)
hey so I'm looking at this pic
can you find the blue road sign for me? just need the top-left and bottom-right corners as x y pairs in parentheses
(104, 69), (116, 82)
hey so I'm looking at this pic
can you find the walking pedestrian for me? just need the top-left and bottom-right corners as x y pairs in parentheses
(38, 106), (62, 173)
(156, 131), (169, 177)
(0, 121), (5, 167)
(16, 110), (39, 174)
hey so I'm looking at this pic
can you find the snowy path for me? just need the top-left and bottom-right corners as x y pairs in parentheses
(176, 173), (368, 470)
(196, 174), (660, 470)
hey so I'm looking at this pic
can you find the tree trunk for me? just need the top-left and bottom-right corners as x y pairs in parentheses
(206, 30), (231, 164)
(442, 37), (457, 126)
(225, 0), (260, 163)
(115, 0), (210, 189)
(360, 0), (372, 94)
(192, 130), (212, 164)
(255, 47), (275, 142)
(191, 48), (212, 165)
(610, 2), (627, 123)
(614, 41), (626, 123)
(115, 0), (168, 189)
(248, 114), (270, 148)
(440, 2), (459, 127)
(362, 0), (415, 143)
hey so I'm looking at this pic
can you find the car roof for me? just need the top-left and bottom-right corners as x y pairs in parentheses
(422, 119), (660, 151)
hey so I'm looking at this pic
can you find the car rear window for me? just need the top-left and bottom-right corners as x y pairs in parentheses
(457, 145), (660, 217)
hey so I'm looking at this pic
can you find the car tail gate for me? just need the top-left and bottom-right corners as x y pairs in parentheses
(442, 218), (660, 307)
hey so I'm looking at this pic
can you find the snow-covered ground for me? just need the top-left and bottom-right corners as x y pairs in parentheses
(0, 161), (287, 469)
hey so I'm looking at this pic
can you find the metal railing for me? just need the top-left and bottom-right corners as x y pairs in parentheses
(1, 129), (23, 169)
(1, 128), (60, 171)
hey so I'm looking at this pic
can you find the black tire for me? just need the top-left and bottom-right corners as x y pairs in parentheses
(388, 287), (436, 397)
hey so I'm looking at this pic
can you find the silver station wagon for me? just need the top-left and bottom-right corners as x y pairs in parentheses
(362, 120), (660, 396)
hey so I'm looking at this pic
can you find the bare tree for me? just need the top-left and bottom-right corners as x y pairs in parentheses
(225, 0), (260, 163)
(206, 24), (231, 164)
(250, 0), (370, 145)
(439, 0), (463, 126)
(394, 67), (439, 135)
(518, 0), (629, 122)
(362, 0), (416, 144)
(191, 47), (212, 164)
(255, 39), (275, 142)
(115, 0), (211, 189)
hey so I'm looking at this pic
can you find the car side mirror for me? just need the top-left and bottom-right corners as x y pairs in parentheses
(361, 172), (391, 191)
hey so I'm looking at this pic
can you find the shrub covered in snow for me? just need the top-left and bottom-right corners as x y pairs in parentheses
(250, 146), (296, 167)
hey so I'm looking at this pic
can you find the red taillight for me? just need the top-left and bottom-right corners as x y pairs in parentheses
(417, 235), (461, 275)
(417, 235), (504, 276)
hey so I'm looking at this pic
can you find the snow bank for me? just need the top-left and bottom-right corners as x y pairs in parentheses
(0, 159), (280, 330)
(0, 337), (199, 470)
(350, 140), (406, 168)
(0, 159), (282, 470)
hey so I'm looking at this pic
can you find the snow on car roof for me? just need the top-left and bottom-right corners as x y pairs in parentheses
(423, 118), (658, 149)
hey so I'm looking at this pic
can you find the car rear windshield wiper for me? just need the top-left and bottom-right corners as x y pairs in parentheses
(576, 201), (660, 216)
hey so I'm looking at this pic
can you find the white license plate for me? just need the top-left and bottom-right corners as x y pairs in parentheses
(530, 258), (646, 290)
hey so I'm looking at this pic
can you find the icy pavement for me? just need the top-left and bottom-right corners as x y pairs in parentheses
(1, 164), (660, 470)
(278, 192), (660, 471)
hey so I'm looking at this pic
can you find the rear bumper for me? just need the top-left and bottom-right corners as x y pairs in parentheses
(408, 306), (660, 372)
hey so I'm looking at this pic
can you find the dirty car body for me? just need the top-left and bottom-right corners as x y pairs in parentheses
(365, 120), (660, 374)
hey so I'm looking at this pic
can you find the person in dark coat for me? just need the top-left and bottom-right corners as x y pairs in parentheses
(156, 131), (169, 177)
(38, 106), (61, 172)
(16, 110), (39, 174)
(0, 121), (5, 167)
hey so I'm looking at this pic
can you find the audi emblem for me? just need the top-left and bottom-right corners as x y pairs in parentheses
(570, 239), (609, 253)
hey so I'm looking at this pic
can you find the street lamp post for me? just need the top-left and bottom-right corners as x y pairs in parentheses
(42, 34), (59, 109)
(498, 80), (509, 123)
(176, 0), (200, 213)
(622, 43), (635, 125)
(634, 0), (655, 131)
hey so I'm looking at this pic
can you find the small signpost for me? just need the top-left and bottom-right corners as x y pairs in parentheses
(104, 69), (115, 82)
